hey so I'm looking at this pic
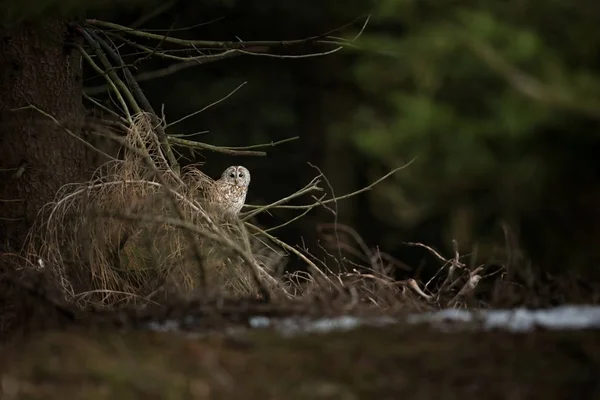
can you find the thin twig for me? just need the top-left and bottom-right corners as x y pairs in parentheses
(262, 199), (323, 233)
(84, 60), (213, 95)
(167, 81), (247, 128)
(241, 176), (323, 221)
(78, 28), (141, 118)
(87, 19), (358, 49)
(100, 35), (251, 63)
(91, 30), (180, 174)
(83, 92), (128, 123)
(245, 160), (416, 211)
(12, 104), (117, 161)
(205, 136), (300, 150)
(308, 162), (343, 269)
(75, 44), (132, 122)
(246, 222), (329, 281)
(167, 137), (266, 156)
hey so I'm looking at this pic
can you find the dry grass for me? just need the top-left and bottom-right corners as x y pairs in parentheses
(23, 113), (286, 309)
(2, 19), (600, 399)
(7, 25), (427, 313)
(11, 14), (590, 318)
(1, 110), (598, 345)
(6, 113), (597, 323)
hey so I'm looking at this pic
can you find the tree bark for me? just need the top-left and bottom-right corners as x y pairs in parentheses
(0, 19), (87, 254)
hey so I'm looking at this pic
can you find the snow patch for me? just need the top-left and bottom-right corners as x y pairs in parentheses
(146, 305), (600, 335)
(248, 305), (600, 335)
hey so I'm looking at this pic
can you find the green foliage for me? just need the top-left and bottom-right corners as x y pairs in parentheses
(9, 0), (598, 272)
(338, 0), (600, 264)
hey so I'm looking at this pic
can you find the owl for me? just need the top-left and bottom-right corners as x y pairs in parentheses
(208, 165), (250, 216)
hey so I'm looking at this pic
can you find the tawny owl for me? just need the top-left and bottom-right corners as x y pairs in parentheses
(208, 165), (250, 216)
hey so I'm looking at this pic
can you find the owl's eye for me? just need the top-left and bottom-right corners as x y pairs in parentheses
(238, 172), (244, 178)
(229, 172), (235, 178)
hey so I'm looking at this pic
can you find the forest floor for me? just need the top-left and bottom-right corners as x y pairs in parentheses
(4, 105), (599, 398)
(1, 309), (600, 400)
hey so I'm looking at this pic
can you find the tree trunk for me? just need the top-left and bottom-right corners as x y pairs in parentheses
(0, 19), (87, 254)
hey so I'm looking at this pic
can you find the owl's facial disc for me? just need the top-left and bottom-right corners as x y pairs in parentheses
(235, 167), (247, 186)
(222, 166), (249, 187)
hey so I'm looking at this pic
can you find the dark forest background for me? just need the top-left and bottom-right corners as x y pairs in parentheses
(4, 0), (600, 279)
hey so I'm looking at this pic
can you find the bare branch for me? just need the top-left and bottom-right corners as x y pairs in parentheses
(77, 28), (141, 119)
(166, 82), (246, 129)
(87, 19), (360, 50)
(246, 222), (329, 281)
(169, 135), (300, 157)
(75, 44), (132, 122)
(90, 30), (180, 174)
(244, 159), (416, 211)
(241, 177), (324, 221)
(168, 137), (267, 156)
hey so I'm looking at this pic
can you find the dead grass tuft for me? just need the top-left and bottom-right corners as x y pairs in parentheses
(11, 110), (594, 318)
(24, 113), (285, 308)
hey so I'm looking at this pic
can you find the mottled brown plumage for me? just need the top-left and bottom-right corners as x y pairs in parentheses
(207, 165), (250, 216)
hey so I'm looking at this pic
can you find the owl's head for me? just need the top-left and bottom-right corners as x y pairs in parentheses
(221, 165), (251, 187)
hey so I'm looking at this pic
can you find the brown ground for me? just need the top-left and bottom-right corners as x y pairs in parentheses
(1, 321), (599, 399)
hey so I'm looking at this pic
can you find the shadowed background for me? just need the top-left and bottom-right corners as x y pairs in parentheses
(5, 0), (600, 279)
